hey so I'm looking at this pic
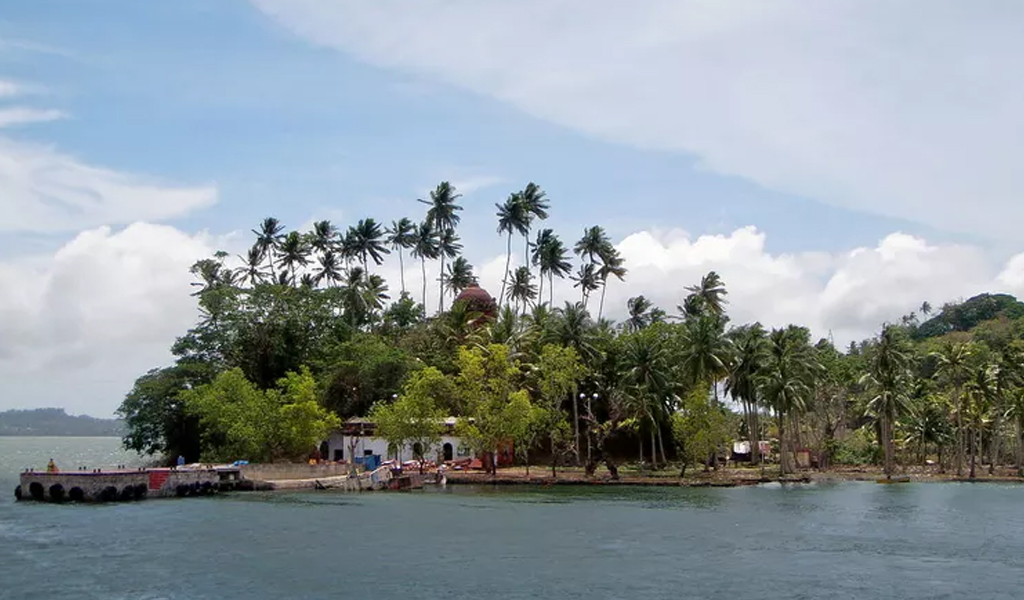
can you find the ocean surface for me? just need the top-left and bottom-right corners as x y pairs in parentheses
(2, 437), (1024, 599)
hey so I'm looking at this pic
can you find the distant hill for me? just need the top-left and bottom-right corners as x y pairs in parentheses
(913, 293), (1024, 340)
(0, 408), (124, 437)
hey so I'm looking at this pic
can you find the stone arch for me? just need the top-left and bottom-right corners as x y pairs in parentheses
(49, 483), (65, 502)
(443, 442), (453, 462)
(69, 487), (85, 502)
(28, 481), (44, 500)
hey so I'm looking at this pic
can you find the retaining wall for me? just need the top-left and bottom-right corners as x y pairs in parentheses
(16, 468), (227, 503)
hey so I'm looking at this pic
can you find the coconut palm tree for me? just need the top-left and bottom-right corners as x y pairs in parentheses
(497, 193), (530, 306)
(276, 231), (311, 285)
(964, 364), (996, 479)
(535, 230), (572, 307)
(572, 263), (600, 308)
(436, 228), (462, 313)
(309, 220), (338, 256)
(596, 250), (627, 320)
(314, 250), (344, 287)
(517, 182), (550, 267)
(860, 325), (913, 478)
(574, 226), (611, 265)
(621, 329), (673, 469)
(678, 313), (733, 393)
(759, 326), (817, 475)
(932, 341), (974, 476)
(445, 256), (476, 297)
(252, 217), (285, 276)
(347, 218), (390, 274)
(625, 296), (655, 333)
(682, 271), (728, 319)
(410, 221), (439, 312)
(419, 182), (462, 311)
(236, 246), (268, 287)
(386, 217), (416, 295)
(506, 266), (538, 315)
(726, 323), (769, 465)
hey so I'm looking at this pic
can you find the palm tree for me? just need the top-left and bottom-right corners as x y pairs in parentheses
(419, 182), (463, 311)
(386, 217), (416, 295)
(621, 329), (673, 469)
(506, 266), (538, 315)
(535, 230), (572, 306)
(572, 263), (600, 308)
(410, 221), (439, 312)
(497, 193), (530, 307)
(252, 217), (285, 276)
(682, 271), (728, 319)
(362, 273), (391, 325)
(932, 341), (974, 476)
(518, 182), (550, 267)
(625, 296), (655, 333)
(309, 220), (338, 256)
(759, 326), (817, 475)
(236, 246), (268, 287)
(574, 226), (611, 265)
(726, 323), (769, 465)
(276, 231), (310, 285)
(347, 218), (390, 274)
(678, 313), (733, 394)
(861, 325), (913, 478)
(445, 256), (475, 297)
(596, 250), (627, 320)
(314, 250), (344, 287)
(436, 228), (462, 313)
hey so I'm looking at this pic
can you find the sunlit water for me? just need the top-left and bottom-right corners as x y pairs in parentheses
(2, 437), (1024, 599)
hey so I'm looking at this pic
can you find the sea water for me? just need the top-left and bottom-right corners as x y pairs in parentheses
(2, 437), (1024, 599)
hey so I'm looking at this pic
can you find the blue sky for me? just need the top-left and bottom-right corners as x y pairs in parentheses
(2, 1), (1023, 415)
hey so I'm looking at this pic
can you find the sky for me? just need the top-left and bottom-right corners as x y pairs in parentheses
(2, 1), (1024, 417)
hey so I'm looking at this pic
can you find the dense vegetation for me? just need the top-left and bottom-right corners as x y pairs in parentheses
(118, 181), (1024, 478)
(0, 408), (124, 437)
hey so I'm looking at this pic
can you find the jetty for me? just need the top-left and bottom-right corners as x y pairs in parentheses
(14, 463), (409, 504)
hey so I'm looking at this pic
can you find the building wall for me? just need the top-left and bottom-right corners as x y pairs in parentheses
(325, 432), (472, 463)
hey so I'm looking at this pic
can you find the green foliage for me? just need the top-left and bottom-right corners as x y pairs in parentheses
(118, 366), (202, 461)
(318, 334), (420, 418)
(914, 293), (1024, 340)
(369, 369), (446, 462)
(833, 428), (881, 465)
(183, 367), (340, 463)
(672, 388), (731, 474)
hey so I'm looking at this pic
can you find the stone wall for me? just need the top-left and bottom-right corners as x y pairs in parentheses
(16, 468), (226, 502)
(238, 462), (352, 482)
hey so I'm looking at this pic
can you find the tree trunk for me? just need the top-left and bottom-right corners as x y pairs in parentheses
(598, 280), (608, 320)
(955, 389), (964, 477)
(538, 270), (544, 308)
(990, 416), (1001, 476)
(881, 413), (893, 478)
(572, 391), (581, 466)
(525, 448), (530, 477)
(638, 432), (644, 468)
(969, 427), (977, 479)
(420, 257), (428, 313)
(438, 254), (446, 313)
(499, 232), (512, 308)
(778, 413), (788, 476)
(549, 273), (554, 306)
(398, 249), (406, 294)
(657, 427), (668, 467)
(1017, 415), (1023, 477)
(751, 404), (761, 466)
(650, 428), (657, 470)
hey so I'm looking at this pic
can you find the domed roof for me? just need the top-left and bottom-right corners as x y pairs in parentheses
(454, 283), (497, 317)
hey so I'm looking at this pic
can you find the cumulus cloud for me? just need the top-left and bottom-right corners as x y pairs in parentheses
(0, 223), (222, 415)
(252, 0), (1024, 240)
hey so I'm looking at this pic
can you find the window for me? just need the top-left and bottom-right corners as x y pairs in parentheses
(334, 449), (344, 461)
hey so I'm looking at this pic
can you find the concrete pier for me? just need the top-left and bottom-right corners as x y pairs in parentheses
(15, 466), (241, 503)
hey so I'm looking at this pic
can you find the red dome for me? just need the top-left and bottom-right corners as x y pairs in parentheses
(454, 284), (497, 317)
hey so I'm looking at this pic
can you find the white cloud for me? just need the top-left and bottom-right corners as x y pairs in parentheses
(0, 223), (223, 416)
(0, 107), (66, 128)
(0, 137), (217, 233)
(252, 0), (1024, 240)
(0, 79), (23, 98)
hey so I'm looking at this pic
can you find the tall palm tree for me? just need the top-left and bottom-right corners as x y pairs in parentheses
(386, 217), (416, 295)
(419, 182), (462, 312)
(347, 218), (390, 274)
(964, 364), (996, 479)
(362, 273), (391, 325)
(445, 256), (475, 297)
(506, 266), (538, 315)
(410, 221), (439, 312)
(682, 271), (728, 319)
(990, 346), (1023, 474)
(572, 263), (600, 308)
(276, 231), (310, 285)
(625, 296), (655, 333)
(932, 341), (974, 476)
(759, 326), (817, 475)
(861, 325), (913, 478)
(309, 220), (338, 256)
(517, 182), (550, 268)
(574, 226), (611, 265)
(596, 250), (627, 320)
(436, 228), (462, 313)
(252, 217), (285, 276)
(236, 246), (268, 287)
(535, 230), (572, 307)
(313, 250), (344, 287)
(726, 323), (770, 465)
(497, 193), (530, 307)
(621, 329), (673, 469)
(678, 314), (733, 393)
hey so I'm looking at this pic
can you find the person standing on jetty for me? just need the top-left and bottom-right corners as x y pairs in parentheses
(46, 458), (58, 473)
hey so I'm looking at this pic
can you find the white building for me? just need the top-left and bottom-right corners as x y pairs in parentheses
(324, 417), (474, 464)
